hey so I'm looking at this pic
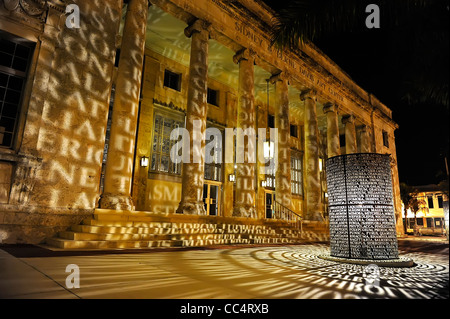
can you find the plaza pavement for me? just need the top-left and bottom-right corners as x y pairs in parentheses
(0, 239), (448, 300)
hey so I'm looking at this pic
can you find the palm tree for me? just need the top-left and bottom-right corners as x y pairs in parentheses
(267, 0), (449, 108)
(400, 183), (428, 234)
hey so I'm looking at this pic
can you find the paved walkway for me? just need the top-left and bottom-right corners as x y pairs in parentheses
(0, 241), (448, 300)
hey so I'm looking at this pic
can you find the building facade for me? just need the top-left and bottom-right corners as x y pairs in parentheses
(0, 0), (404, 244)
(402, 183), (448, 234)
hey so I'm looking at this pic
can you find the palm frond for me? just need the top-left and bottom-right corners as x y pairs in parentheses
(269, 0), (431, 51)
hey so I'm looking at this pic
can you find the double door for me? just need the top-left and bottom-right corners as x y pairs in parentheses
(203, 182), (221, 216)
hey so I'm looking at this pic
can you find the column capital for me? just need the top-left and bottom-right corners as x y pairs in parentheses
(233, 48), (256, 64)
(269, 71), (290, 84)
(300, 88), (316, 101)
(357, 124), (368, 132)
(323, 102), (338, 114)
(184, 19), (212, 38)
(341, 114), (355, 125)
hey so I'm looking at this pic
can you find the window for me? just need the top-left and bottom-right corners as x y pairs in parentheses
(207, 88), (219, 107)
(290, 124), (298, 138)
(163, 69), (181, 91)
(267, 114), (275, 128)
(438, 195), (443, 208)
(150, 114), (184, 175)
(427, 196), (434, 209)
(0, 32), (34, 148)
(291, 152), (303, 196)
(339, 134), (346, 147)
(382, 131), (389, 148)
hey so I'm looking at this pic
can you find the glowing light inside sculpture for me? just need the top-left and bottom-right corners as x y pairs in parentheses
(326, 153), (399, 260)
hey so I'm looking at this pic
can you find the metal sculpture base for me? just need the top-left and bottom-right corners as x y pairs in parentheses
(318, 254), (414, 268)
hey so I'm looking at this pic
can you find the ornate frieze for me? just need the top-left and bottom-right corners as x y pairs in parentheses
(1, 0), (67, 30)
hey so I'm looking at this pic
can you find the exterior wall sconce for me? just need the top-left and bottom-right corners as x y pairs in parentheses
(140, 156), (149, 167)
(228, 174), (236, 182)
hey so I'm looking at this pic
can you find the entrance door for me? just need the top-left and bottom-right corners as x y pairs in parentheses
(203, 182), (221, 216)
(265, 191), (276, 219)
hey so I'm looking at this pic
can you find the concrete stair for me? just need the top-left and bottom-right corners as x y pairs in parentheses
(46, 209), (329, 250)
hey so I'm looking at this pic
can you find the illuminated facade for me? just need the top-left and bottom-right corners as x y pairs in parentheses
(0, 0), (403, 245)
(402, 184), (448, 234)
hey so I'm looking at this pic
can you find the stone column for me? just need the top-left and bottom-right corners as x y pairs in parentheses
(323, 103), (341, 158)
(359, 124), (372, 153)
(99, 0), (149, 210)
(302, 89), (323, 220)
(233, 49), (257, 218)
(176, 19), (211, 215)
(271, 72), (291, 209)
(342, 115), (357, 154)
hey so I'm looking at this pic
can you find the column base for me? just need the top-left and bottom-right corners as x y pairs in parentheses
(233, 205), (257, 218)
(176, 201), (207, 215)
(99, 194), (135, 211)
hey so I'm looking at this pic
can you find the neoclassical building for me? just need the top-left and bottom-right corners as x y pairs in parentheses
(0, 0), (404, 246)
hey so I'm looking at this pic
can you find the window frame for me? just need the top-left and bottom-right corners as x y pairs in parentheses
(291, 150), (304, 196)
(290, 124), (298, 138)
(427, 195), (434, 209)
(0, 31), (35, 150)
(207, 88), (219, 107)
(149, 109), (185, 177)
(382, 130), (390, 148)
(163, 69), (182, 92)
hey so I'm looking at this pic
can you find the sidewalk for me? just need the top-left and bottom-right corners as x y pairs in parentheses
(0, 249), (77, 299)
(0, 241), (448, 299)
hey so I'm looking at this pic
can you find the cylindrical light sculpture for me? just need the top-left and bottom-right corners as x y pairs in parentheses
(326, 153), (399, 260)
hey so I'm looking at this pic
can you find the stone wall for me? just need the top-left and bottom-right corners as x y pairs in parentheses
(0, 0), (122, 243)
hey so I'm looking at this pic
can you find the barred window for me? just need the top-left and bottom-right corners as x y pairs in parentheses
(0, 32), (34, 148)
(291, 152), (303, 196)
(150, 113), (184, 175)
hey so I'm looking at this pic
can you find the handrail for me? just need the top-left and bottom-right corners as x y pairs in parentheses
(272, 201), (303, 231)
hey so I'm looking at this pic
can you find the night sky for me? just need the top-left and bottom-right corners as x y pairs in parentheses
(263, 0), (449, 187)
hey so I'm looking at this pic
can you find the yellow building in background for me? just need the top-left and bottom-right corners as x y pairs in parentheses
(403, 183), (448, 235)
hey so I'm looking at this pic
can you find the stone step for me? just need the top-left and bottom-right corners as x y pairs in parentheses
(71, 224), (224, 236)
(58, 231), (172, 241)
(46, 210), (325, 250)
(47, 234), (300, 250)
(46, 237), (183, 250)
(82, 219), (281, 235)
